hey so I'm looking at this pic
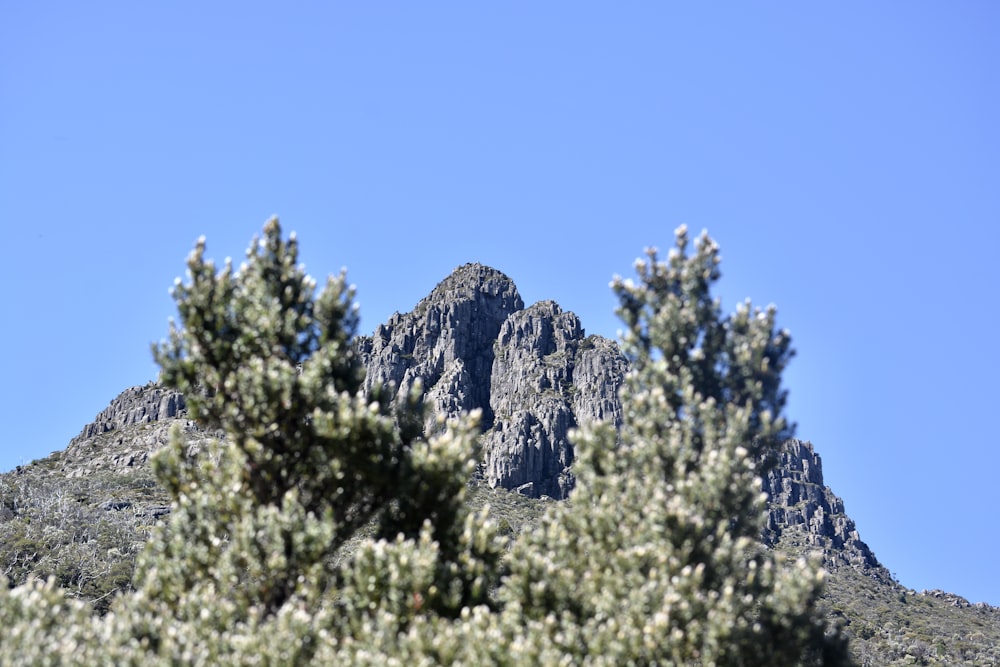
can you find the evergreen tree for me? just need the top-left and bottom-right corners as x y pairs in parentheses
(0, 219), (851, 665)
(491, 227), (850, 665)
(127, 219), (504, 660)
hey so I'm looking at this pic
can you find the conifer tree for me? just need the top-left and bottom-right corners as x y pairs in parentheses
(127, 218), (504, 659)
(490, 227), (851, 665)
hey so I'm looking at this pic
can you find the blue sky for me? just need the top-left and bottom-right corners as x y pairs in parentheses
(2, 3), (998, 605)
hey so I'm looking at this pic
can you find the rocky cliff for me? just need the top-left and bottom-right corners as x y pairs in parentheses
(356, 264), (627, 499)
(72, 385), (186, 443)
(356, 263), (524, 430)
(50, 385), (206, 478)
(480, 300), (627, 497)
(763, 439), (886, 576)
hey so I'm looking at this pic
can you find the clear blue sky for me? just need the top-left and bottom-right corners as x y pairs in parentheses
(2, 3), (998, 605)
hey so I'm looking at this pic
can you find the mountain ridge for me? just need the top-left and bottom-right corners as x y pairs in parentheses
(47, 262), (885, 580)
(5, 261), (999, 663)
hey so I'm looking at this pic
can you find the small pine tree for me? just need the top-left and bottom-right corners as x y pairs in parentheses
(491, 227), (851, 665)
(129, 218), (504, 659)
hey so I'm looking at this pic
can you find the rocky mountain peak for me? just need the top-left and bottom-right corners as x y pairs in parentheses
(355, 264), (888, 575)
(9, 264), (998, 664)
(357, 263), (524, 428)
(40, 262), (887, 579)
(357, 265), (625, 499)
(421, 263), (522, 307)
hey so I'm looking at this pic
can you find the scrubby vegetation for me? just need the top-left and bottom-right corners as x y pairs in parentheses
(0, 462), (165, 614)
(776, 527), (1000, 665)
(1, 217), (976, 664)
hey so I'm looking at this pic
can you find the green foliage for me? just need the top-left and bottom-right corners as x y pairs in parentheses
(0, 219), (851, 664)
(493, 228), (847, 665)
(136, 218), (503, 638)
(615, 230), (795, 448)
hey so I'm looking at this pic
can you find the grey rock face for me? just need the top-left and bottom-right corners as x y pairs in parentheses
(763, 439), (885, 574)
(60, 420), (211, 478)
(482, 301), (626, 498)
(356, 263), (525, 429)
(357, 266), (627, 500)
(72, 384), (186, 443)
(570, 336), (628, 427)
(49, 384), (204, 478)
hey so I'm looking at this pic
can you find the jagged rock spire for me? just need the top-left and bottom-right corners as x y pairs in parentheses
(763, 439), (887, 576)
(356, 265), (626, 499)
(356, 263), (525, 428)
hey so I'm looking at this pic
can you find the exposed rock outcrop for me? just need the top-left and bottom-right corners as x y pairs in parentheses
(51, 384), (204, 478)
(71, 384), (186, 443)
(763, 439), (886, 575)
(917, 589), (997, 610)
(357, 267), (626, 499)
(356, 263), (524, 430)
(481, 301), (626, 498)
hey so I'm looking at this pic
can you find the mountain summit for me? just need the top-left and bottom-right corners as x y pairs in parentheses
(358, 264), (883, 578)
(357, 263), (626, 499)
